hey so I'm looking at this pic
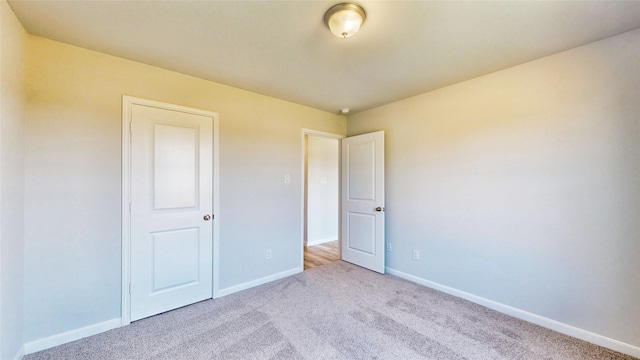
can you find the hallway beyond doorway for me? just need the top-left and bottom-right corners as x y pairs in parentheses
(304, 241), (339, 270)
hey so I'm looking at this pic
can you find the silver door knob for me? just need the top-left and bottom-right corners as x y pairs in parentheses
(203, 215), (211, 221)
(375, 207), (383, 212)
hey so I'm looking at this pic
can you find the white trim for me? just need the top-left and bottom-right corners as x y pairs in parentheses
(121, 96), (221, 322)
(306, 237), (338, 247)
(301, 128), (346, 140)
(211, 111), (221, 299)
(386, 267), (640, 359)
(300, 129), (345, 270)
(121, 96), (132, 326)
(216, 267), (301, 298)
(23, 318), (121, 355)
(9, 345), (24, 360)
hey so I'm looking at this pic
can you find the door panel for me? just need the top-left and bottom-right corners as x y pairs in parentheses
(347, 141), (376, 200)
(130, 104), (213, 321)
(347, 213), (376, 254)
(153, 124), (198, 210)
(341, 131), (385, 273)
(151, 228), (200, 292)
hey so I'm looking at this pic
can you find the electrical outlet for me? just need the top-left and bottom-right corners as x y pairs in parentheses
(412, 249), (420, 260)
(266, 250), (272, 260)
(386, 243), (392, 252)
(284, 175), (290, 183)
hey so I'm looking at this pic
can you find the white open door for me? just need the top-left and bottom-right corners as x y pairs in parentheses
(126, 99), (215, 322)
(341, 131), (385, 273)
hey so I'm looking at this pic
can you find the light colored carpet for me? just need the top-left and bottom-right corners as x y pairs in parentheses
(25, 261), (636, 360)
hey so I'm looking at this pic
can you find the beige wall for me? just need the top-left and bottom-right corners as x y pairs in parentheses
(348, 29), (640, 351)
(23, 36), (345, 344)
(0, 1), (27, 359)
(7, 4), (639, 356)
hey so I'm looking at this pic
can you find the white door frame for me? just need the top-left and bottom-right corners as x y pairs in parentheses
(121, 96), (220, 325)
(300, 129), (345, 270)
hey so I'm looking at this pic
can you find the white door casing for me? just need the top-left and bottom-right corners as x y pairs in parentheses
(300, 128), (344, 271)
(341, 131), (385, 273)
(300, 129), (345, 269)
(122, 96), (220, 324)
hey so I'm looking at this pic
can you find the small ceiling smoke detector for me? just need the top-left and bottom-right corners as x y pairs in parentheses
(324, 3), (366, 38)
(340, 108), (351, 114)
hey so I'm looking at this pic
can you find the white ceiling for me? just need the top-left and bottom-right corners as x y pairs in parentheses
(8, 0), (640, 114)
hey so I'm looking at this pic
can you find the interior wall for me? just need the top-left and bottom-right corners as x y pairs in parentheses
(0, 1), (27, 359)
(348, 29), (640, 349)
(306, 136), (339, 246)
(23, 36), (346, 345)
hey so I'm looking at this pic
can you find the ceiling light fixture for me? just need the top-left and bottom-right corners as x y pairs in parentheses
(324, 3), (366, 38)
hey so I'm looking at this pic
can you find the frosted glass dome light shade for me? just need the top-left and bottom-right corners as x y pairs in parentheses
(324, 3), (366, 38)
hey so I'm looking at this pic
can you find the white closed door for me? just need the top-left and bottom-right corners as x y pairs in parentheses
(130, 103), (213, 321)
(341, 131), (385, 273)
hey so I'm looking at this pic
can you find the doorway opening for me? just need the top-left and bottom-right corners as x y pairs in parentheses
(302, 130), (343, 270)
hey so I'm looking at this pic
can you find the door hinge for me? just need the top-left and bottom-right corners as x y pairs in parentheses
(128, 283), (131, 295)
(129, 121), (132, 134)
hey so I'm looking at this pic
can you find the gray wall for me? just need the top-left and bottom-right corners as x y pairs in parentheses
(0, 1), (26, 359)
(348, 29), (640, 348)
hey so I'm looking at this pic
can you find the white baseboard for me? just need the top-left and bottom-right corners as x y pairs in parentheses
(215, 267), (301, 298)
(11, 345), (25, 360)
(23, 318), (121, 355)
(386, 267), (640, 359)
(24, 268), (302, 354)
(306, 237), (337, 247)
